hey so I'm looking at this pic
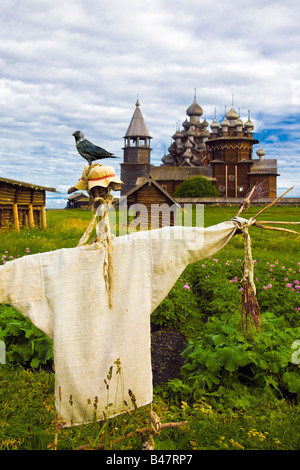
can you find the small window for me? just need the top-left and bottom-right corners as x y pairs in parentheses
(238, 186), (244, 192)
(219, 185), (225, 192)
(229, 175), (235, 182)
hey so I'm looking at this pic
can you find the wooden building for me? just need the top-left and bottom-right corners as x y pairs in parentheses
(0, 177), (56, 231)
(120, 99), (152, 195)
(117, 177), (180, 230)
(66, 192), (90, 209)
(150, 166), (215, 196)
(121, 97), (279, 200)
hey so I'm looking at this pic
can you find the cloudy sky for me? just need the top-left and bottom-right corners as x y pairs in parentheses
(0, 0), (300, 207)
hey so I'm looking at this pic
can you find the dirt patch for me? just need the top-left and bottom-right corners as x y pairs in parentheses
(40, 324), (188, 388)
(151, 324), (187, 387)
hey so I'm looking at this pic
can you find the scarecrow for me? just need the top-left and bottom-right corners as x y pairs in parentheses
(68, 163), (123, 208)
(0, 130), (298, 448)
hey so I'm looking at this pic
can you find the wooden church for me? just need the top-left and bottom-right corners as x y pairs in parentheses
(121, 96), (278, 200)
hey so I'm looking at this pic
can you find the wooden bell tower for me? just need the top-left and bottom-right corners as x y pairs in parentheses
(121, 100), (152, 195)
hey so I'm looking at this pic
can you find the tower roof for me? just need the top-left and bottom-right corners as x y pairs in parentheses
(226, 106), (239, 121)
(124, 100), (151, 138)
(186, 97), (203, 117)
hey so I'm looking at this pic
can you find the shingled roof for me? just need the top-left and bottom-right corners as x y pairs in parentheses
(124, 100), (151, 138)
(0, 176), (56, 192)
(150, 165), (215, 181)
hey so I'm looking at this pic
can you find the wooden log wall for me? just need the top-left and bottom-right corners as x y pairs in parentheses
(0, 181), (46, 230)
(127, 183), (176, 229)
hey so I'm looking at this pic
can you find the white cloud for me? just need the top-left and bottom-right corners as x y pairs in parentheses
(0, 0), (299, 198)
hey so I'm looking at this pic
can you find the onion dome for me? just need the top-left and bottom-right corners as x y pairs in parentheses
(220, 117), (230, 129)
(172, 130), (183, 140)
(182, 147), (193, 161)
(256, 147), (266, 160)
(210, 119), (220, 131)
(186, 98), (203, 117)
(161, 153), (174, 165)
(244, 118), (254, 131)
(226, 106), (239, 122)
(186, 126), (196, 136)
(235, 118), (244, 131)
(168, 142), (177, 153)
(244, 110), (255, 131)
(184, 137), (193, 149)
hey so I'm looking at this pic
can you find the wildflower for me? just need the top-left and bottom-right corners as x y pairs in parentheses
(295, 286), (300, 290)
(202, 264), (206, 268)
(26, 248), (30, 253)
(285, 278), (289, 282)
(229, 438), (244, 450)
(267, 284), (272, 288)
(286, 283), (293, 288)
(294, 280), (299, 284)
(184, 283), (190, 290)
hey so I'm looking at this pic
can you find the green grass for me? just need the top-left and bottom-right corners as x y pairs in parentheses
(0, 206), (300, 450)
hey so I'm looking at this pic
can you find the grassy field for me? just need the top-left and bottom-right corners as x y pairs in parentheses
(0, 205), (300, 450)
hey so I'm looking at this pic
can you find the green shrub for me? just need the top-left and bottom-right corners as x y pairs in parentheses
(173, 176), (219, 198)
(0, 304), (53, 369)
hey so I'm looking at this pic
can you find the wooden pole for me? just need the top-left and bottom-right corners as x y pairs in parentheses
(28, 204), (34, 228)
(41, 206), (47, 230)
(12, 203), (20, 231)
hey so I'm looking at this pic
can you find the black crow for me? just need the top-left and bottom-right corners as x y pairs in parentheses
(72, 130), (117, 165)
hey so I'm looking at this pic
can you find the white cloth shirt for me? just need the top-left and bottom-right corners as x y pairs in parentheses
(0, 220), (242, 426)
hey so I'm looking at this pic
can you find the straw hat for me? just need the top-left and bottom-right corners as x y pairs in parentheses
(74, 164), (123, 191)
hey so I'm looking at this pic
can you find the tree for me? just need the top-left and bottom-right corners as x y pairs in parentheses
(173, 176), (219, 198)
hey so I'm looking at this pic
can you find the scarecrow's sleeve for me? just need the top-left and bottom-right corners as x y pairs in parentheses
(150, 220), (239, 311)
(0, 254), (53, 339)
